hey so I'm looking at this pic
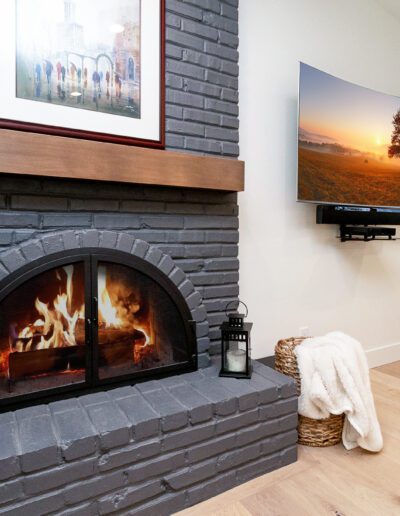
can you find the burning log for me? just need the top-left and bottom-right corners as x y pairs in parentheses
(8, 346), (86, 382)
(99, 328), (146, 366)
(8, 328), (150, 383)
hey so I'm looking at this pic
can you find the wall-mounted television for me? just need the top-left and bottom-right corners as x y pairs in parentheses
(298, 63), (400, 209)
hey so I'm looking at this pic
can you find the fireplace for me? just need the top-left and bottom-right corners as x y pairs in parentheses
(0, 247), (197, 410)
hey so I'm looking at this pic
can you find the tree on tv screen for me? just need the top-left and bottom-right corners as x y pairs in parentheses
(388, 109), (400, 159)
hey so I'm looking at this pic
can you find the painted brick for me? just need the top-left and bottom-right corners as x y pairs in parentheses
(166, 0), (203, 20)
(236, 451), (282, 485)
(182, 18), (219, 41)
(94, 214), (141, 229)
(52, 408), (97, 461)
(0, 491), (65, 516)
(166, 102), (184, 118)
(166, 89), (204, 108)
(127, 451), (185, 483)
(23, 458), (97, 495)
(42, 233), (64, 254)
(11, 195), (68, 211)
(166, 27), (204, 52)
(221, 2), (239, 20)
(17, 413), (59, 472)
(131, 492), (186, 516)
(85, 402), (130, 450)
(190, 378), (237, 416)
(0, 249), (26, 272)
(116, 233), (135, 253)
(221, 87), (239, 102)
(0, 357), (298, 514)
(166, 59), (205, 80)
(206, 69), (238, 89)
(63, 470), (127, 505)
(166, 12), (181, 28)
(185, 215), (238, 229)
(0, 230), (13, 246)
(217, 442), (261, 472)
(203, 12), (238, 34)
(162, 421), (215, 452)
(143, 389), (188, 431)
(166, 119), (205, 136)
(0, 421), (21, 480)
(0, 212), (39, 228)
(98, 480), (165, 514)
(132, 239), (150, 258)
(165, 459), (216, 490)
(70, 199), (119, 211)
(0, 479), (23, 505)
(186, 471), (237, 507)
(204, 40), (238, 62)
(185, 137), (221, 153)
(215, 409), (259, 435)
(98, 440), (161, 472)
(42, 213), (91, 228)
(19, 240), (44, 261)
(140, 215), (184, 229)
(62, 230), (79, 250)
(184, 107), (220, 124)
(116, 395), (160, 440)
(165, 133), (185, 147)
(166, 43), (183, 59)
(218, 29), (239, 47)
(187, 433), (236, 463)
(205, 97), (239, 116)
(206, 125), (239, 142)
(168, 384), (213, 424)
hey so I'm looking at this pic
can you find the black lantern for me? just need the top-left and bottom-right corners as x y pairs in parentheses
(219, 300), (252, 379)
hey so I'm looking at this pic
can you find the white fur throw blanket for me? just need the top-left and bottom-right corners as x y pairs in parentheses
(295, 332), (383, 452)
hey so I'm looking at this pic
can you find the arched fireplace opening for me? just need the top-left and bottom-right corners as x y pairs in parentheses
(0, 248), (197, 411)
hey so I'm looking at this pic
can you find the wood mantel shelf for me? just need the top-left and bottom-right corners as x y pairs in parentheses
(0, 129), (244, 192)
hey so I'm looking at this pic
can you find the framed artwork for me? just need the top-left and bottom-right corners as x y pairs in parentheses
(0, 0), (165, 148)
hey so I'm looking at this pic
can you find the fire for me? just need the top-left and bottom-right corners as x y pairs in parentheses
(0, 263), (155, 380)
(98, 266), (121, 328)
(12, 265), (85, 354)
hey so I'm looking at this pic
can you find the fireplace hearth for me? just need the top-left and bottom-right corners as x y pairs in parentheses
(0, 242), (198, 411)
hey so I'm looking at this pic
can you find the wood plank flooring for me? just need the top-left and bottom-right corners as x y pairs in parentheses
(177, 362), (400, 516)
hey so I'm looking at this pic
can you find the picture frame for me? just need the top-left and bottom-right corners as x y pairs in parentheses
(0, 0), (165, 149)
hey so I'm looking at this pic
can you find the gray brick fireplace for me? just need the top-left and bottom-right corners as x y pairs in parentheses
(0, 1), (298, 514)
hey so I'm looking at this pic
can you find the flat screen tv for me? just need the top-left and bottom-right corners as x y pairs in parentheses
(298, 63), (400, 209)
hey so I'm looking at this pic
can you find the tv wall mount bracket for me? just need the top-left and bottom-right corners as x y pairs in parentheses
(317, 205), (400, 242)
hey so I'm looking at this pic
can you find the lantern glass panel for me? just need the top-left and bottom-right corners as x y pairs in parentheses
(223, 331), (247, 374)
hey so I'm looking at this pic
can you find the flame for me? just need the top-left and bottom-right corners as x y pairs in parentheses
(11, 267), (83, 353)
(0, 263), (155, 379)
(98, 266), (122, 328)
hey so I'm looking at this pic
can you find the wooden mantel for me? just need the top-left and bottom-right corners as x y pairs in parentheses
(0, 129), (244, 192)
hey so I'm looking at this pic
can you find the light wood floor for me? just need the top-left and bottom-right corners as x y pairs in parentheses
(177, 362), (400, 516)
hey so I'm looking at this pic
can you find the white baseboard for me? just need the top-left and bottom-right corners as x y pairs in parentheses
(366, 341), (400, 368)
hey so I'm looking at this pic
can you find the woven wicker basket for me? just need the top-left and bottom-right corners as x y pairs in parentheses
(275, 337), (344, 447)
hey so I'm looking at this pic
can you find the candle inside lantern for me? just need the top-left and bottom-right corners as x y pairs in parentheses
(226, 349), (246, 372)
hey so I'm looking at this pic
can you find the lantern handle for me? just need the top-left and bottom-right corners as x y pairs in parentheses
(225, 299), (248, 318)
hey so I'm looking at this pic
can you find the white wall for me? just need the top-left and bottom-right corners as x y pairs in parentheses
(239, 0), (400, 367)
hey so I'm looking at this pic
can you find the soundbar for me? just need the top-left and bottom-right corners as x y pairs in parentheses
(316, 205), (400, 225)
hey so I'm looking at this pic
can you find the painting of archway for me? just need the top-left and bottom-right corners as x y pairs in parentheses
(16, 0), (141, 119)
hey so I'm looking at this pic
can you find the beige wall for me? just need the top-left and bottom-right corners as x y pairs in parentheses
(239, 0), (400, 366)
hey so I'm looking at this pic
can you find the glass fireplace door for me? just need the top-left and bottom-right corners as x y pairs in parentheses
(0, 260), (89, 400)
(0, 250), (196, 411)
(95, 260), (190, 382)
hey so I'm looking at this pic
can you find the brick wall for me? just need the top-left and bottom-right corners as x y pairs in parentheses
(165, 0), (239, 156)
(0, 176), (238, 355)
(0, 360), (298, 515)
(0, 0), (241, 356)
